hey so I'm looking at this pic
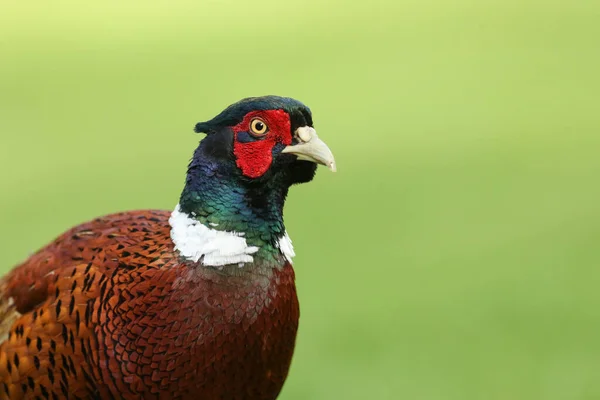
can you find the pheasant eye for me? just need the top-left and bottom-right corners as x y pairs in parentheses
(249, 118), (268, 137)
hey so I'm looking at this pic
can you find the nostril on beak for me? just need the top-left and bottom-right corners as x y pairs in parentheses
(297, 127), (315, 143)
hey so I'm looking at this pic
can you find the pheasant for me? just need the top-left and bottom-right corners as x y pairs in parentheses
(0, 96), (336, 399)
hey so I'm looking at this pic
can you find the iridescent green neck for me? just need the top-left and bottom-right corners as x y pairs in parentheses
(179, 151), (289, 265)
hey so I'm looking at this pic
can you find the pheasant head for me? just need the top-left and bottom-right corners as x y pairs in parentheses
(171, 96), (336, 269)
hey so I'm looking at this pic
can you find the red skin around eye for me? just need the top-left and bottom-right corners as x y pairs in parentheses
(232, 109), (292, 179)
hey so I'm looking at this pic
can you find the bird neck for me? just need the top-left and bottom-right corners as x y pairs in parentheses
(172, 149), (294, 268)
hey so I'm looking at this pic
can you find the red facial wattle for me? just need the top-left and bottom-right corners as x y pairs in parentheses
(232, 109), (292, 178)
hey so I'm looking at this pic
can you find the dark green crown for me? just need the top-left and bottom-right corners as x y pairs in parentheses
(194, 96), (313, 134)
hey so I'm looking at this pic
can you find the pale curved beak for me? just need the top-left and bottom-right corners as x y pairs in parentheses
(281, 127), (337, 172)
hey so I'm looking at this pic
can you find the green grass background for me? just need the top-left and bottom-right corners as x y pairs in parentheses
(1, 1), (600, 398)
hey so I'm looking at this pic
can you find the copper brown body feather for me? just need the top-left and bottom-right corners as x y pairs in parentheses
(0, 211), (299, 399)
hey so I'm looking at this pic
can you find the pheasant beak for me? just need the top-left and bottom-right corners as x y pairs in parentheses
(282, 127), (337, 172)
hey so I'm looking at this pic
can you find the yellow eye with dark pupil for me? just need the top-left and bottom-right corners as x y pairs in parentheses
(250, 118), (268, 136)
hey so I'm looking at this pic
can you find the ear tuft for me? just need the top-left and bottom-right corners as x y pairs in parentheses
(194, 122), (213, 134)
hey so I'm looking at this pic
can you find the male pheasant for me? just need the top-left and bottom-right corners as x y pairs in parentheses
(0, 96), (336, 399)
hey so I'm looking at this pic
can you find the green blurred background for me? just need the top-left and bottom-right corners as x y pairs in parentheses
(1, 1), (600, 398)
